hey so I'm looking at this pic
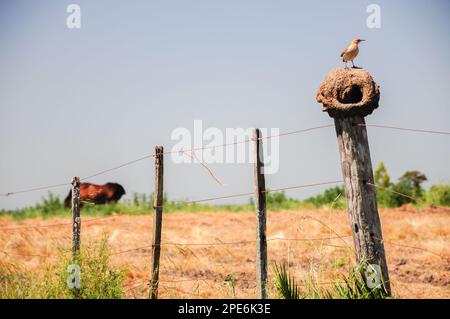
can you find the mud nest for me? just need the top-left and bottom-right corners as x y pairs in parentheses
(316, 68), (380, 117)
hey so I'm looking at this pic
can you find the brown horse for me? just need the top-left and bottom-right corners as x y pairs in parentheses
(64, 182), (126, 208)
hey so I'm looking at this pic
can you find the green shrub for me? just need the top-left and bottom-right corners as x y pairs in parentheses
(0, 238), (125, 299)
(273, 261), (388, 299)
(273, 262), (300, 299)
(304, 186), (346, 209)
(61, 238), (124, 299)
(328, 263), (388, 299)
(427, 184), (450, 206)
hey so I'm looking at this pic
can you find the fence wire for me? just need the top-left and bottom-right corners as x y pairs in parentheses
(356, 123), (450, 135)
(3, 122), (447, 198)
(0, 124), (334, 197)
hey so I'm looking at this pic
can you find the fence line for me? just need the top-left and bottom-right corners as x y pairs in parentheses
(0, 124), (335, 197)
(0, 180), (341, 232)
(0, 182), (71, 198)
(1, 185), (447, 260)
(2, 122), (448, 198)
(0, 250), (58, 259)
(109, 235), (353, 256)
(123, 276), (351, 297)
(2, 236), (445, 261)
(375, 237), (448, 260)
(1, 121), (449, 299)
(0, 215), (118, 231)
(153, 180), (343, 208)
(0, 238), (352, 260)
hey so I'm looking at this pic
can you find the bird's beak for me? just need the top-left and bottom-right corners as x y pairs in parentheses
(360, 39), (366, 42)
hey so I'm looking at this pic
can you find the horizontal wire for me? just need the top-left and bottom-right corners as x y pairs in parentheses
(80, 154), (156, 181)
(365, 182), (418, 201)
(81, 124), (334, 182)
(0, 182), (70, 197)
(365, 182), (450, 212)
(0, 250), (58, 259)
(356, 124), (450, 136)
(1, 122), (447, 197)
(0, 124), (333, 197)
(374, 237), (447, 260)
(0, 180), (340, 231)
(154, 180), (343, 208)
(110, 235), (352, 255)
(0, 215), (118, 231)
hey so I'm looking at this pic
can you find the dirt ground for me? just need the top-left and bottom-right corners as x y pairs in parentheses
(0, 207), (449, 299)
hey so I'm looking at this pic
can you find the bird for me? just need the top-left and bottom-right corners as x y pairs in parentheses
(340, 39), (365, 68)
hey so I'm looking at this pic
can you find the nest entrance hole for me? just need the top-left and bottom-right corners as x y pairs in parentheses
(339, 84), (363, 104)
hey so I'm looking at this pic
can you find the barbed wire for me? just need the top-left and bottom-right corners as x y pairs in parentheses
(374, 237), (447, 260)
(153, 180), (343, 208)
(0, 250), (58, 259)
(356, 124), (450, 136)
(2, 234), (445, 262)
(1, 182), (447, 259)
(0, 180), (341, 231)
(0, 214), (119, 231)
(110, 235), (353, 256)
(365, 182), (450, 212)
(75, 125), (336, 183)
(10, 124), (330, 196)
(124, 276), (345, 298)
(0, 182), (71, 198)
(1, 122), (448, 198)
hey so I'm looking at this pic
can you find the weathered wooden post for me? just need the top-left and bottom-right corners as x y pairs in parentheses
(150, 146), (164, 299)
(253, 128), (268, 299)
(71, 176), (81, 259)
(316, 68), (391, 295)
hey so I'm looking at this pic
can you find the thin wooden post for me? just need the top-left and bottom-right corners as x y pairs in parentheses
(71, 176), (81, 259)
(253, 128), (268, 299)
(334, 115), (391, 295)
(150, 146), (164, 299)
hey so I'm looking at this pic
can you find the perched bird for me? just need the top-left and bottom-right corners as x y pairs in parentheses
(340, 39), (365, 68)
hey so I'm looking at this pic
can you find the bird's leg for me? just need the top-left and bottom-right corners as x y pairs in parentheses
(351, 60), (355, 68)
(344, 61), (348, 69)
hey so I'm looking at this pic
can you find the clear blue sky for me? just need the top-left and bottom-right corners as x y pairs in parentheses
(1, 0), (449, 209)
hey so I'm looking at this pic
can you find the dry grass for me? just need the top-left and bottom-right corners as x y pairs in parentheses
(0, 207), (449, 299)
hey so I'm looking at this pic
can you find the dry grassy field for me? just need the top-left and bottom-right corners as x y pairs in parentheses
(1, 207), (449, 299)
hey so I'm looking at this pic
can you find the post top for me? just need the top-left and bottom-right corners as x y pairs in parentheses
(71, 176), (80, 186)
(316, 68), (380, 118)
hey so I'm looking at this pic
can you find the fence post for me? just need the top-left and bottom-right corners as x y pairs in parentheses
(150, 146), (164, 299)
(253, 128), (268, 299)
(71, 176), (81, 259)
(317, 68), (391, 295)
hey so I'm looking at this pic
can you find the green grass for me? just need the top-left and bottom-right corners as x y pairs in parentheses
(2, 181), (449, 221)
(273, 261), (389, 299)
(0, 191), (312, 220)
(273, 262), (301, 299)
(0, 238), (125, 299)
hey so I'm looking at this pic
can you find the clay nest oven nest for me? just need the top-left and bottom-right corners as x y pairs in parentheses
(316, 68), (380, 117)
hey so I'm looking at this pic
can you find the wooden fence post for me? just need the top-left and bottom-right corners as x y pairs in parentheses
(150, 146), (164, 299)
(71, 176), (81, 259)
(253, 128), (268, 299)
(317, 68), (391, 295)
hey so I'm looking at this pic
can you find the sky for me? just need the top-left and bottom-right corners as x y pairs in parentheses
(0, 0), (449, 210)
